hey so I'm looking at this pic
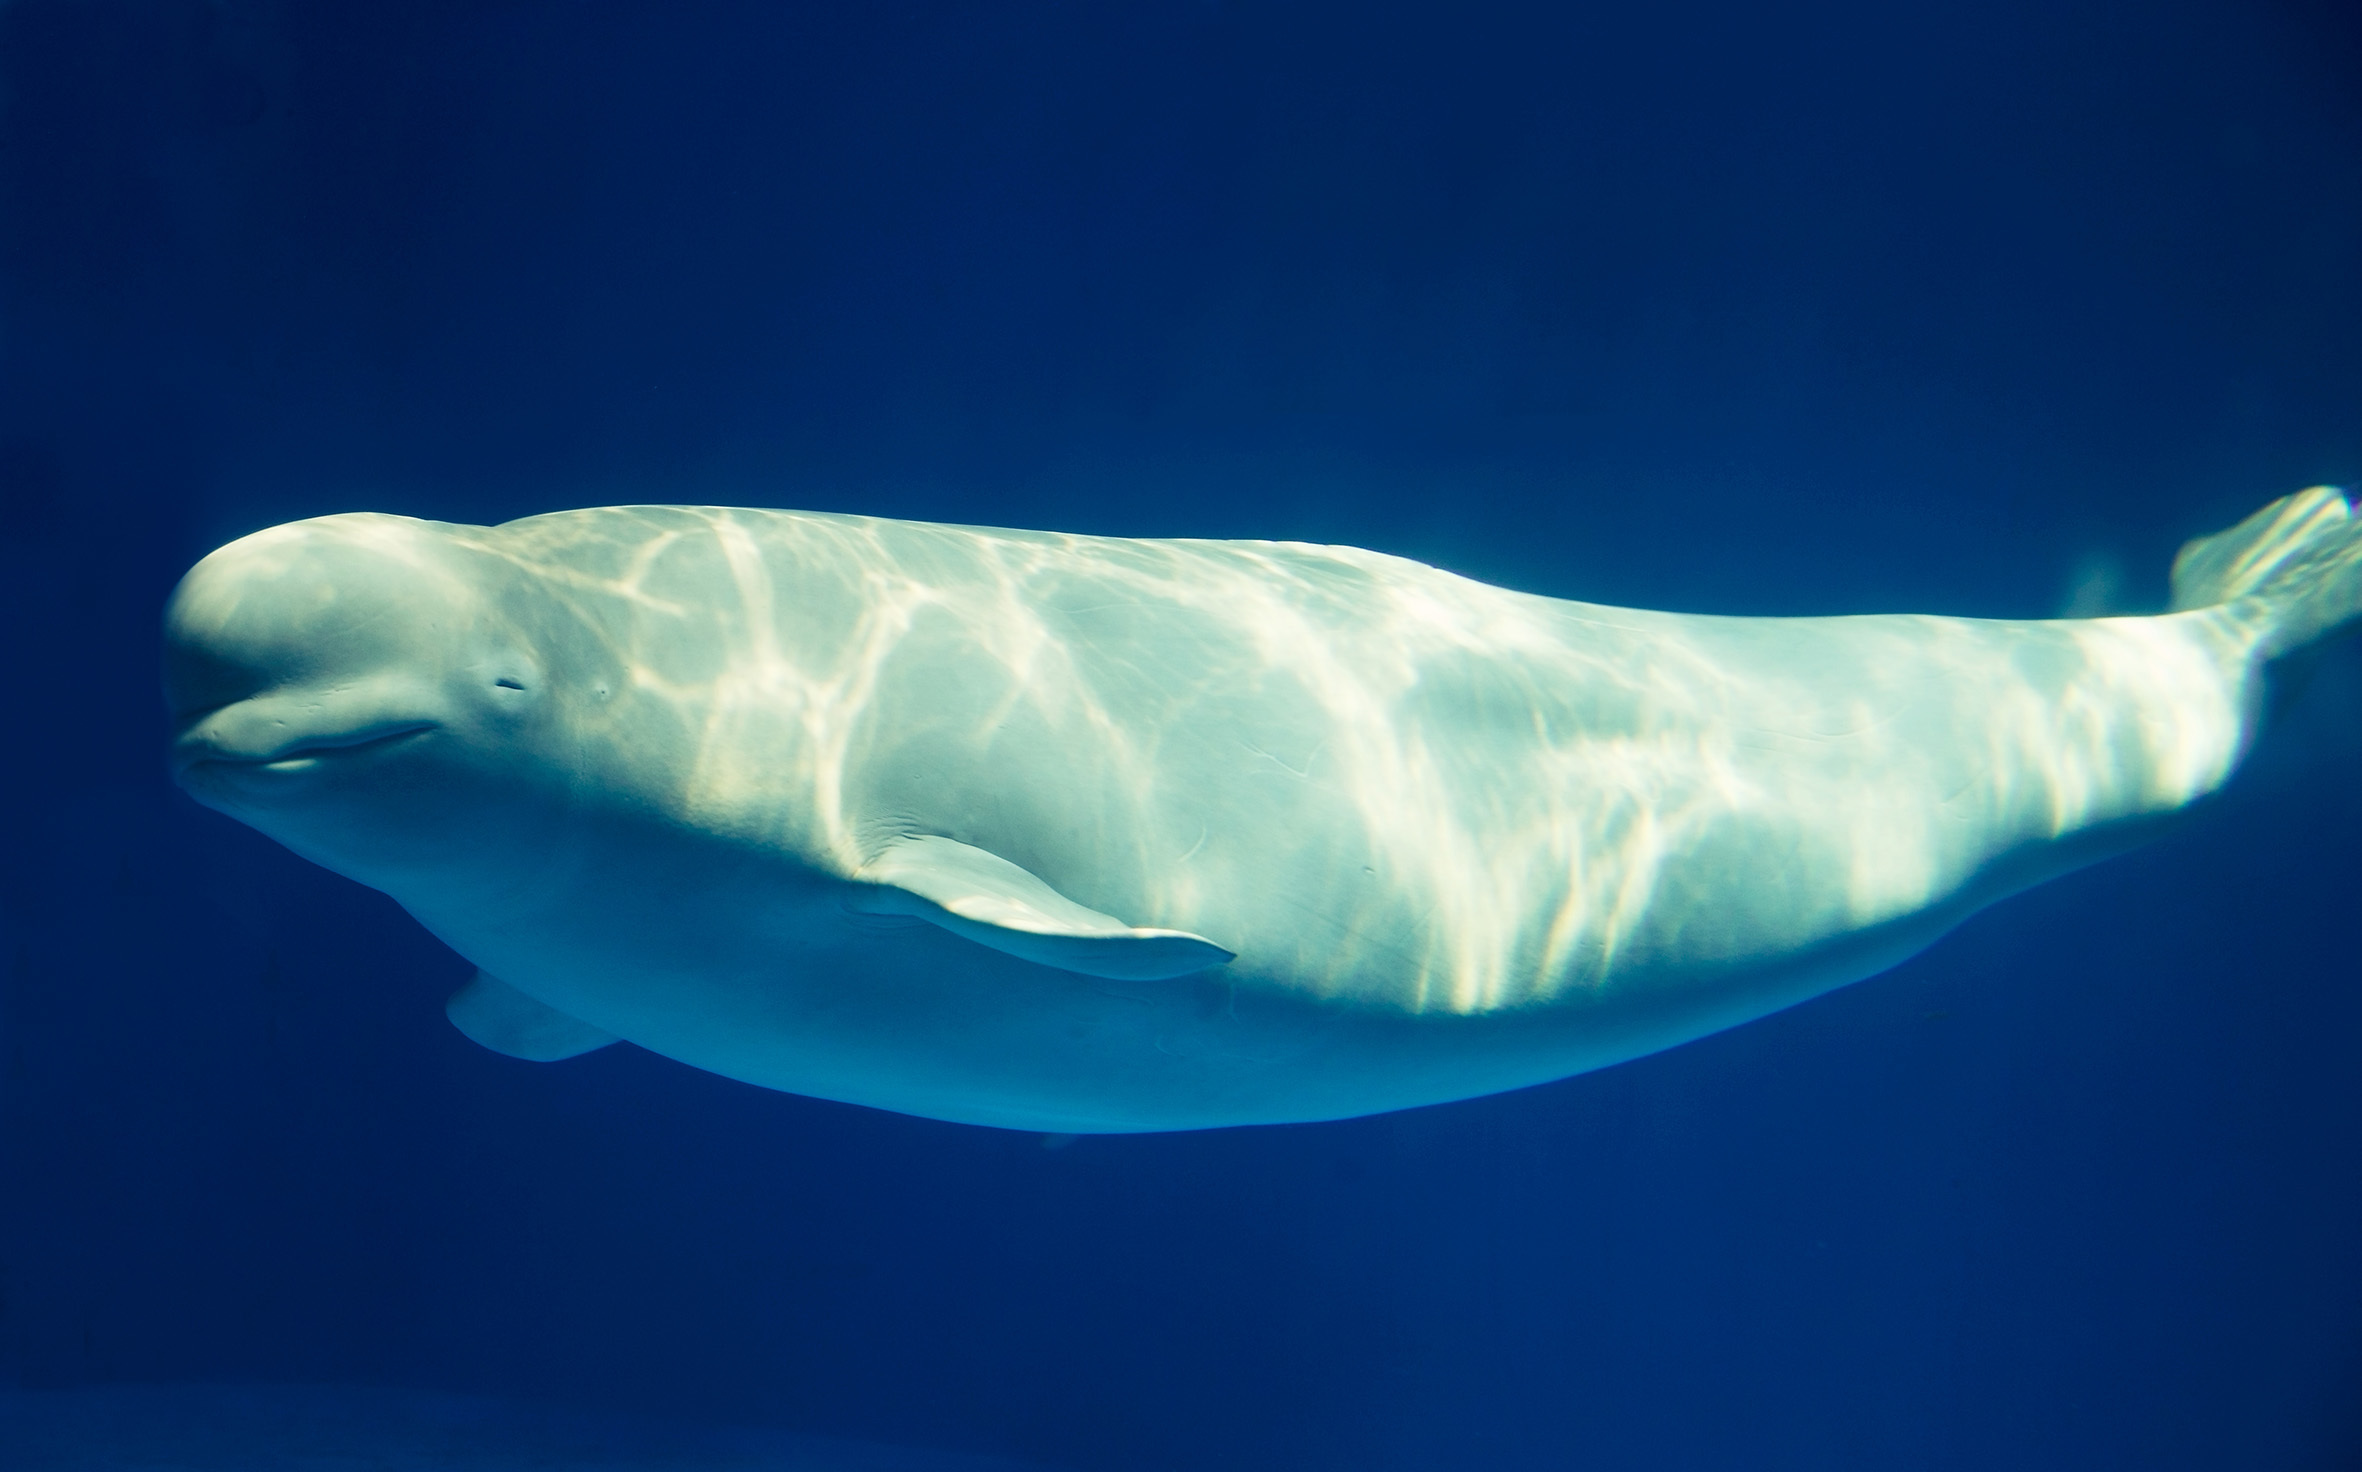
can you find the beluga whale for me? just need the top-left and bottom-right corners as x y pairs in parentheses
(164, 488), (2362, 1132)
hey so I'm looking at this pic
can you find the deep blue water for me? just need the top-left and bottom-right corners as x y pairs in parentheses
(4, 2), (2361, 1468)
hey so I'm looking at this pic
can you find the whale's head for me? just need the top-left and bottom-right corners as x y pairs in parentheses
(164, 513), (565, 895)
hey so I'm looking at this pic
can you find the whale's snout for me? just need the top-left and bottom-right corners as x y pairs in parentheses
(163, 558), (284, 732)
(163, 620), (283, 752)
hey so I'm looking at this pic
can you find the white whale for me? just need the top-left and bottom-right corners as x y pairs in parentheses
(163, 488), (2362, 1131)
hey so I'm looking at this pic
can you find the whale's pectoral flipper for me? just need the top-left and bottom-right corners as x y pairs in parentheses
(847, 834), (1235, 981)
(446, 971), (621, 1061)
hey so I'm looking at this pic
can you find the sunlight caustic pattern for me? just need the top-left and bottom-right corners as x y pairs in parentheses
(414, 504), (2268, 1016)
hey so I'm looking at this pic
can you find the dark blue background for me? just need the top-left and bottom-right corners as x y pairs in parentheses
(3, 2), (2360, 1467)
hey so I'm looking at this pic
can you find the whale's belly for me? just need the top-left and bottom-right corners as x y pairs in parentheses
(418, 843), (1385, 1131)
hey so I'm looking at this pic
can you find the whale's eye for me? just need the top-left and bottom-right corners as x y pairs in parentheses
(494, 677), (526, 690)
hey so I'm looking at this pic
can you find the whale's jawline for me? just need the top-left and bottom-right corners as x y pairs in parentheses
(179, 721), (439, 779)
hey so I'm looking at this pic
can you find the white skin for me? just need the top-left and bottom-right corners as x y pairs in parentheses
(166, 505), (2287, 1132)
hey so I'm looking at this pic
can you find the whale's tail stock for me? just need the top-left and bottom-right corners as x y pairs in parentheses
(2169, 485), (2362, 660)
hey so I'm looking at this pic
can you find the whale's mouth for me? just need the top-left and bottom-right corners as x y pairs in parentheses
(178, 721), (439, 780)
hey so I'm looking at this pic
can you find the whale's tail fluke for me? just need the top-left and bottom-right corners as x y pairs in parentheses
(2170, 486), (2362, 660)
